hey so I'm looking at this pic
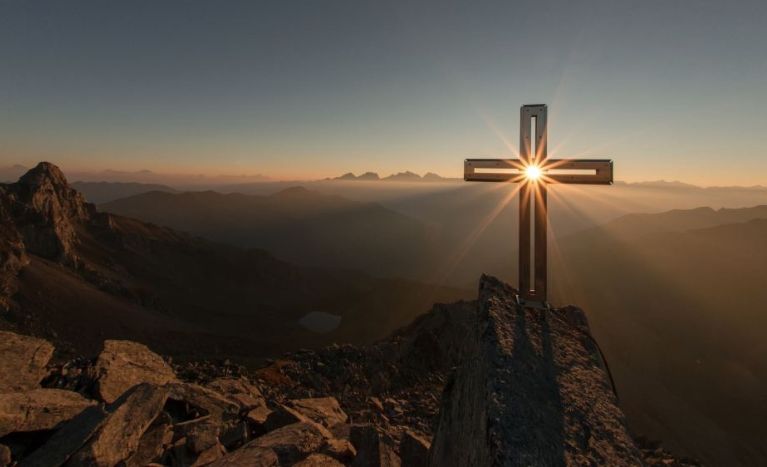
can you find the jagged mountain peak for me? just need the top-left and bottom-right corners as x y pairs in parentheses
(18, 161), (69, 188)
(2, 162), (95, 263)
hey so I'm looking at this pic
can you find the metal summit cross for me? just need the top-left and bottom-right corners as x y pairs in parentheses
(464, 104), (613, 306)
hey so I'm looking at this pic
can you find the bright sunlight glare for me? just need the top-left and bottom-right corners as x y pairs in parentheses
(524, 165), (543, 181)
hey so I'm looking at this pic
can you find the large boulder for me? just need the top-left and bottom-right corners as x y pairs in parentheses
(67, 383), (169, 466)
(428, 276), (644, 466)
(166, 382), (240, 422)
(0, 389), (95, 437)
(288, 397), (348, 428)
(94, 340), (177, 403)
(0, 332), (54, 393)
(20, 405), (109, 467)
(124, 413), (173, 466)
(206, 377), (266, 411)
(213, 421), (329, 466)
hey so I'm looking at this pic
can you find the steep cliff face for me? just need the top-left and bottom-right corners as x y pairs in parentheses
(0, 187), (29, 310)
(429, 276), (643, 466)
(1, 162), (93, 264)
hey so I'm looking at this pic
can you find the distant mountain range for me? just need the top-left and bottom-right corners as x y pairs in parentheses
(332, 171), (459, 182)
(72, 181), (178, 204)
(100, 186), (439, 279)
(0, 164), (270, 186)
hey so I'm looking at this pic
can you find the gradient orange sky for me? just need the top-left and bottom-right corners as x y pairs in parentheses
(1, 1), (766, 186)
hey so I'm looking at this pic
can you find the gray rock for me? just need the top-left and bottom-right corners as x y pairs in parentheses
(7, 162), (94, 263)
(174, 417), (221, 454)
(20, 405), (109, 467)
(245, 404), (272, 434)
(67, 383), (169, 466)
(263, 404), (305, 432)
(0, 332), (54, 393)
(124, 411), (173, 467)
(206, 377), (266, 411)
(428, 275), (644, 467)
(399, 431), (429, 467)
(0, 389), (95, 437)
(289, 397), (348, 428)
(166, 382), (239, 422)
(222, 421), (329, 466)
(322, 438), (357, 463)
(0, 444), (11, 467)
(350, 424), (401, 467)
(94, 340), (177, 403)
(294, 453), (346, 466)
(208, 445), (279, 467)
(190, 442), (227, 466)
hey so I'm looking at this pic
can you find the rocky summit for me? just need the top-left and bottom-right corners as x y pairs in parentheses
(0, 276), (697, 466)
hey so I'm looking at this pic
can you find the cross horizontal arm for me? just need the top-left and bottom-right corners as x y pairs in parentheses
(464, 158), (613, 184)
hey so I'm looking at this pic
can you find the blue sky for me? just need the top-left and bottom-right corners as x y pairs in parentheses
(1, 0), (765, 184)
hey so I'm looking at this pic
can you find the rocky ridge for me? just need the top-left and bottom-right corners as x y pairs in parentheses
(0, 277), (699, 466)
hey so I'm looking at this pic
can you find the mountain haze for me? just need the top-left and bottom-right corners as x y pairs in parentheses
(547, 207), (767, 466)
(100, 187), (437, 278)
(0, 163), (467, 362)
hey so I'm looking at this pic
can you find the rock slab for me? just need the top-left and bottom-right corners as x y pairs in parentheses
(0, 389), (95, 437)
(68, 383), (169, 466)
(94, 339), (177, 403)
(0, 331), (54, 393)
(428, 275), (644, 467)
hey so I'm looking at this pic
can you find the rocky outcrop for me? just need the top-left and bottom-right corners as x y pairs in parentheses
(2, 162), (93, 263)
(94, 339), (178, 403)
(0, 331), (400, 466)
(0, 276), (698, 466)
(428, 276), (644, 466)
(0, 331), (54, 393)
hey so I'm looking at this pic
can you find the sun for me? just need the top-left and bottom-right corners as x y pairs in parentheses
(524, 165), (543, 181)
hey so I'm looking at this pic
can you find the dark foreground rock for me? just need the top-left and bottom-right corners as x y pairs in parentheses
(0, 276), (698, 466)
(429, 275), (643, 466)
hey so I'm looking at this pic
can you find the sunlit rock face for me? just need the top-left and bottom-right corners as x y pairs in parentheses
(1, 162), (94, 263)
(429, 275), (643, 466)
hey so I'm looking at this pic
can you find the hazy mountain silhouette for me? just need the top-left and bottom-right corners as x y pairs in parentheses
(0, 163), (467, 362)
(546, 207), (767, 466)
(100, 187), (438, 278)
(72, 181), (178, 204)
(332, 171), (456, 182)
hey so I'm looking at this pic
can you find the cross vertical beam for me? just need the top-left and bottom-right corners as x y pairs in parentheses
(519, 104), (548, 302)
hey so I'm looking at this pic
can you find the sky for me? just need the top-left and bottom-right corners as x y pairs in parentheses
(0, 0), (766, 185)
